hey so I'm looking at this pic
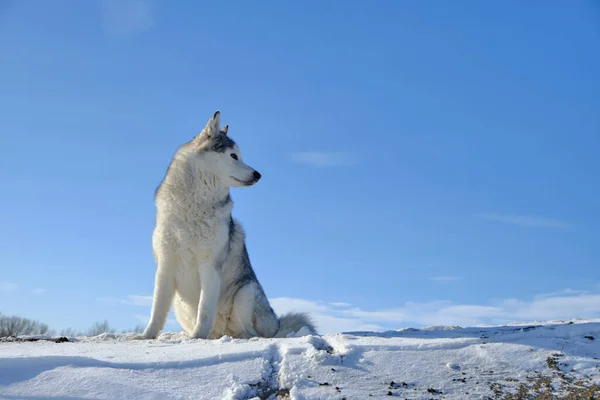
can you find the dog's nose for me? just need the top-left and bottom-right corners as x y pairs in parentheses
(253, 171), (262, 182)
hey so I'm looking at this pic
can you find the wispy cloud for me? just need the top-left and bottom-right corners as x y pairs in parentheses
(534, 288), (588, 299)
(270, 290), (600, 333)
(99, 0), (155, 37)
(289, 151), (357, 167)
(31, 288), (45, 295)
(105, 289), (600, 334)
(0, 281), (18, 292)
(478, 214), (572, 230)
(429, 276), (463, 283)
(98, 295), (152, 307)
(124, 295), (153, 306)
(499, 294), (600, 321)
(270, 298), (384, 332)
(330, 302), (352, 308)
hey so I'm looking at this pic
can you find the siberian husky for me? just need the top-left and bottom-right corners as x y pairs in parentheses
(138, 111), (316, 339)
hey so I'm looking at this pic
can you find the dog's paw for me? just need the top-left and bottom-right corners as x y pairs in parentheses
(189, 333), (208, 340)
(189, 329), (210, 340)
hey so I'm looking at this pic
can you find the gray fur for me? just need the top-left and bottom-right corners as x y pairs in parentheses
(216, 194), (232, 210)
(209, 133), (235, 153)
(230, 245), (259, 288)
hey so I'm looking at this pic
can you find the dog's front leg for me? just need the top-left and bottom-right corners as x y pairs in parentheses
(139, 267), (176, 339)
(191, 264), (221, 339)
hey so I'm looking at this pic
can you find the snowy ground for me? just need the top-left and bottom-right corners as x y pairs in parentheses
(1, 320), (599, 399)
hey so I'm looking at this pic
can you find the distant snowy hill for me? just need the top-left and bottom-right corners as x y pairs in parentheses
(1, 319), (599, 399)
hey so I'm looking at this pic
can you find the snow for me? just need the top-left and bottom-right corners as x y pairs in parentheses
(1, 320), (599, 399)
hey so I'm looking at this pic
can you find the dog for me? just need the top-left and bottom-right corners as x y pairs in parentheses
(137, 111), (316, 339)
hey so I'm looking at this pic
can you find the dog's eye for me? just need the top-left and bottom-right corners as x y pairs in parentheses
(230, 154), (238, 160)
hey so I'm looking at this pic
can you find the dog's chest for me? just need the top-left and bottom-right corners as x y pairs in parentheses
(176, 215), (227, 260)
(169, 201), (230, 263)
(156, 187), (232, 264)
(171, 215), (228, 300)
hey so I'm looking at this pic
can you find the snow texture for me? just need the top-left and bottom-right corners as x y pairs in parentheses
(1, 319), (599, 399)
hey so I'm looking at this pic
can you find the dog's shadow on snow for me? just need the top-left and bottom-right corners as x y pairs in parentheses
(0, 350), (262, 388)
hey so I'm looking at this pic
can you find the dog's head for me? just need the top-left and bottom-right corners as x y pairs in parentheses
(189, 111), (261, 188)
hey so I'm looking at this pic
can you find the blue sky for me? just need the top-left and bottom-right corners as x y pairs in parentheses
(1, 0), (599, 334)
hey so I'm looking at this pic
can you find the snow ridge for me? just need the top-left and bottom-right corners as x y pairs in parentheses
(1, 319), (599, 399)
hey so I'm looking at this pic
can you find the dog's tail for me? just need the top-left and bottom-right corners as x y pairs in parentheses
(274, 312), (318, 338)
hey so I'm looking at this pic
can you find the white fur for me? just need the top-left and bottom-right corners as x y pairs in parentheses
(137, 111), (316, 340)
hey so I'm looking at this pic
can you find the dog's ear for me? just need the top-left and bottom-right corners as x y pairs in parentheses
(221, 125), (229, 135)
(197, 110), (221, 139)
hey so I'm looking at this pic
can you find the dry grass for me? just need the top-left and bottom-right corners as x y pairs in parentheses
(500, 377), (600, 399)
(495, 354), (599, 399)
